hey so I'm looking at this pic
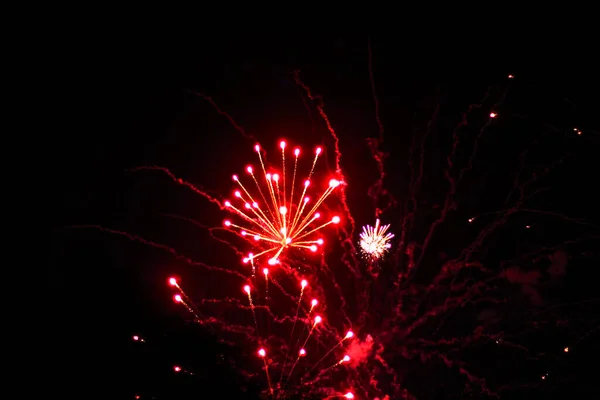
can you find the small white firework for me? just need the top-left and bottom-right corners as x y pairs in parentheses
(359, 219), (394, 260)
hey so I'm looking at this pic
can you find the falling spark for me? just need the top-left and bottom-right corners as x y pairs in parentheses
(308, 330), (354, 374)
(359, 219), (394, 260)
(258, 348), (274, 394)
(172, 294), (200, 320)
(226, 142), (341, 265)
(317, 354), (352, 378)
(263, 268), (269, 300)
(286, 315), (322, 384)
(244, 285), (260, 335)
(279, 279), (310, 389)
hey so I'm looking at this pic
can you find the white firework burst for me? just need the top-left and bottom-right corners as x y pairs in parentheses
(359, 219), (394, 260)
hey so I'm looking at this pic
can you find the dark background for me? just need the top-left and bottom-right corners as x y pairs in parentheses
(51, 35), (599, 399)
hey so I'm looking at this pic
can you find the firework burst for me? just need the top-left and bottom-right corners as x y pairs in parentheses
(67, 65), (598, 399)
(359, 219), (394, 261)
(223, 141), (341, 266)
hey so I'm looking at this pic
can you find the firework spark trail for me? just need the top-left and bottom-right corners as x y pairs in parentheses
(169, 278), (218, 334)
(395, 129), (420, 264)
(278, 280), (308, 389)
(188, 90), (256, 141)
(403, 273), (500, 337)
(394, 98), (441, 278)
(293, 72), (358, 253)
(127, 166), (224, 208)
(435, 352), (498, 398)
(65, 225), (247, 280)
(285, 316), (322, 386)
(390, 94), (497, 322)
(172, 293), (220, 336)
(386, 247), (582, 398)
(288, 299), (320, 361)
(200, 297), (300, 326)
(506, 236), (600, 268)
(320, 255), (352, 329)
(411, 92), (509, 278)
(302, 354), (350, 385)
(293, 72), (363, 351)
(457, 171), (558, 265)
(243, 285), (262, 340)
(397, 94), (487, 267)
(160, 214), (247, 258)
(502, 124), (557, 206)
(374, 343), (401, 395)
(305, 330), (353, 378)
(409, 262), (489, 322)
(267, 276), (301, 309)
(257, 348), (274, 395)
(405, 100), (441, 248)
(366, 37), (395, 218)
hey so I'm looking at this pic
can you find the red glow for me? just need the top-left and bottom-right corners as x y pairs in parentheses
(311, 299), (318, 307)
(244, 285), (251, 294)
(301, 279), (308, 288)
(173, 294), (182, 303)
(344, 392), (354, 399)
(258, 348), (266, 357)
(173, 366), (181, 372)
(132, 335), (139, 341)
(345, 331), (354, 339)
(168, 277), (177, 286)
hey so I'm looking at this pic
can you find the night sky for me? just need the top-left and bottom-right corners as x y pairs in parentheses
(52, 35), (600, 399)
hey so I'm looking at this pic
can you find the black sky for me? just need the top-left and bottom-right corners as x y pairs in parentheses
(51, 35), (600, 399)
